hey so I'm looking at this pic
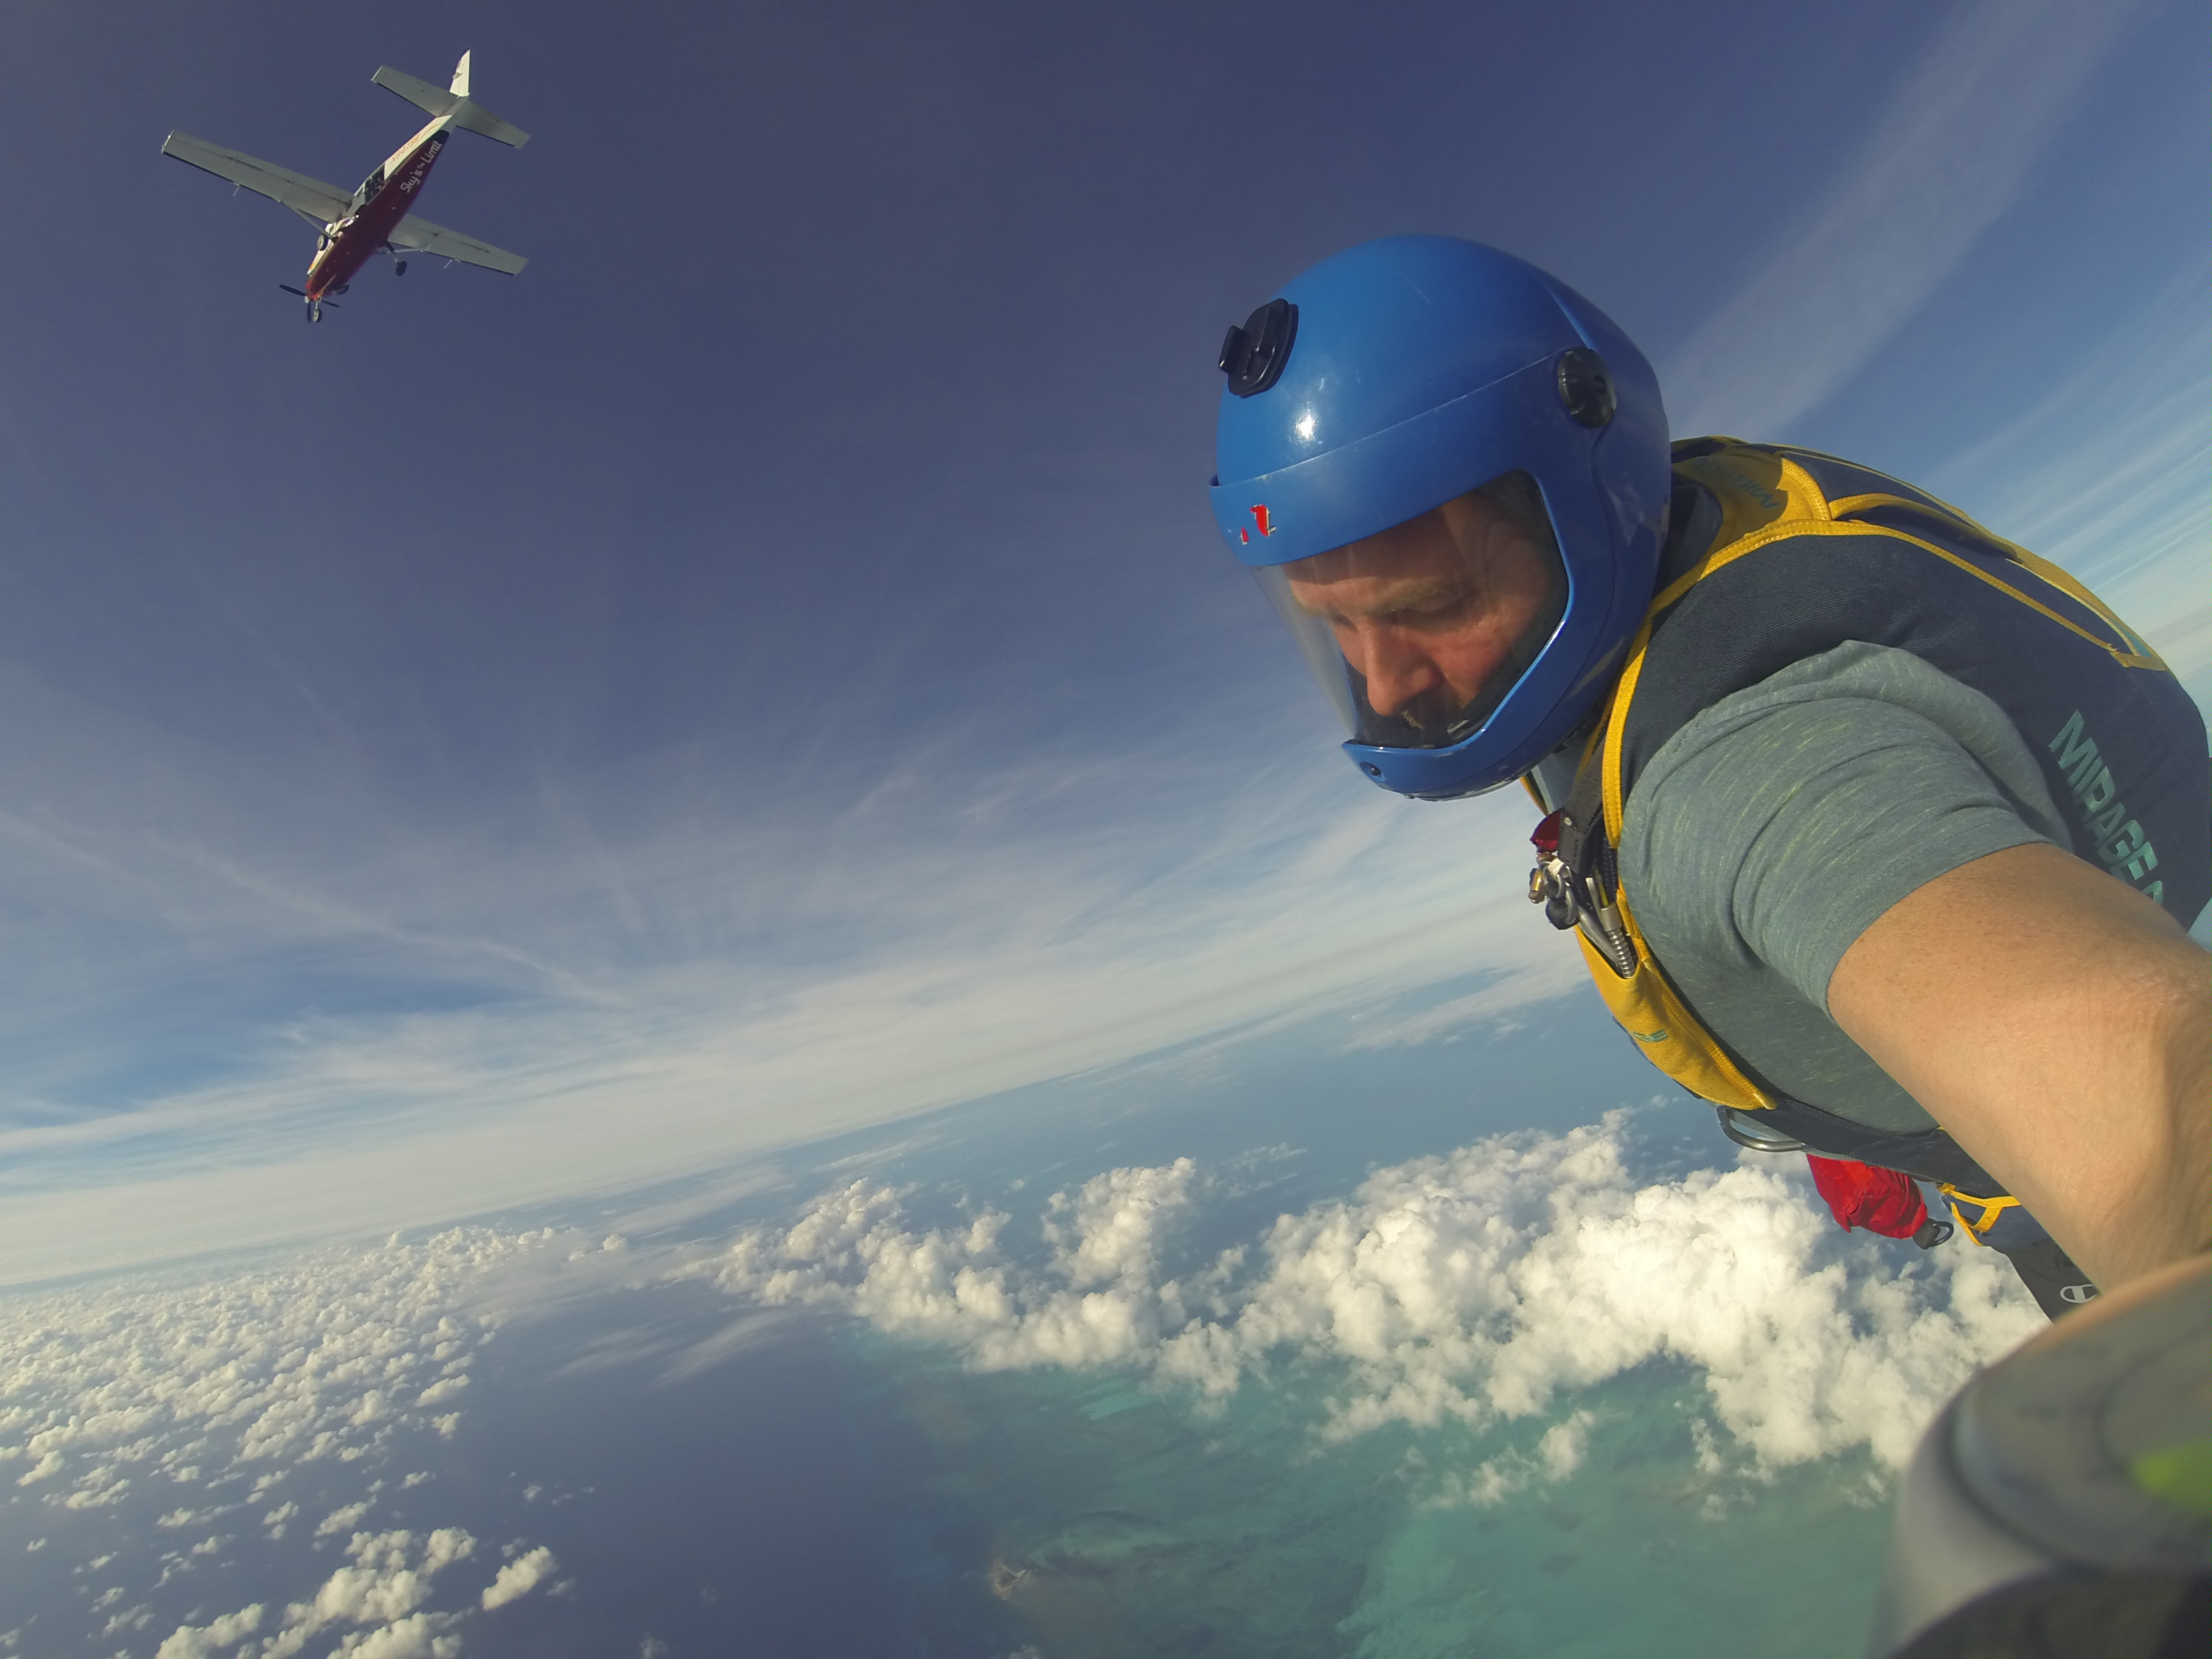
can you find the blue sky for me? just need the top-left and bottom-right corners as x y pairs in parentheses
(0, 0), (2204, 1279)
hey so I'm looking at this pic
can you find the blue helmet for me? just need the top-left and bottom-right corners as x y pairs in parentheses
(1210, 236), (1669, 798)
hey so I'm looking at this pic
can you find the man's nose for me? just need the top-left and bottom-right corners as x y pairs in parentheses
(1354, 627), (1438, 717)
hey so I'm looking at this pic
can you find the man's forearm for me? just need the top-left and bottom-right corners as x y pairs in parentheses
(1829, 841), (2211, 1293)
(2120, 1012), (2212, 1280)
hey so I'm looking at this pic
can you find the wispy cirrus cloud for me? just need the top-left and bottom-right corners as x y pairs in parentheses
(1660, 0), (2150, 439)
(1921, 265), (2212, 707)
(0, 711), (1573, 1281)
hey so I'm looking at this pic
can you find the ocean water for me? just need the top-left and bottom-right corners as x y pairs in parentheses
(380, 1274), (1905, 1659)
(1, 981), (2031, 1656)
(877, 1351), (1898, 1659)
(623, 983), (2018, 1658)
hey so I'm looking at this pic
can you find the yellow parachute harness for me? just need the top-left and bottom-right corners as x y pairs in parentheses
(1936, 1186), (2023, 1246)
(1526, 440), (2169, 1237)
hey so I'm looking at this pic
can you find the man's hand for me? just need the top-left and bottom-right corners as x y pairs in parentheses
(1829, 841), (2210, 1293)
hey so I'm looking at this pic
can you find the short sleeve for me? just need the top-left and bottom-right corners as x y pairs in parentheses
(1619, 641), (2069, 1015)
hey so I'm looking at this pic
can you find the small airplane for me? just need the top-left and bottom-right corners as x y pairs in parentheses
(163, 52), (529, 322)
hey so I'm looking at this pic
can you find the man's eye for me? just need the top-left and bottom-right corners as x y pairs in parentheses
(1388, 591), (1473, 625)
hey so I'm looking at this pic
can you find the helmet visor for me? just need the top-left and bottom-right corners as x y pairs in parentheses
(1253, 472), (1568, 751)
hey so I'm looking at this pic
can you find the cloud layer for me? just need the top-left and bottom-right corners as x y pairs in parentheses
(0, 1229), (566, 1655)
(157, 1526), (501, 1659)
(0, 751), (1567, 1283)
(2, 1113), (2050, 1655)
(696, 1114), (2044, 1474)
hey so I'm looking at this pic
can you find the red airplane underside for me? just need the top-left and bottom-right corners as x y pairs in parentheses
(161, 50), (530, 320)
(305, 133), (447, 300)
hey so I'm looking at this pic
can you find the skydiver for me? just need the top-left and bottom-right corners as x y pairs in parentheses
(1208, 237), (2209, 1318)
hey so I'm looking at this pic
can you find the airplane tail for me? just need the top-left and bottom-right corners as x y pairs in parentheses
(372, 52), (530, 148)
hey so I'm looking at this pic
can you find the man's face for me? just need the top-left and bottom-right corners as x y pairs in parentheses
(1281, 490), (1557, 731)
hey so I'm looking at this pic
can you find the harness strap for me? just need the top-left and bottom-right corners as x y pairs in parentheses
(1531, 740), (1638, 977)
(1938, 1185), (2022, 1245)
(1528, 754), (1776, 1110)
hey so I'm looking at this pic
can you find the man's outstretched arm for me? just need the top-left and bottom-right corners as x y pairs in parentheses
(1829, 841), (2211, 1293)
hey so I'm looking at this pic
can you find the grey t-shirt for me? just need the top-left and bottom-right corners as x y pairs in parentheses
(1538, 641), (2070, 1133)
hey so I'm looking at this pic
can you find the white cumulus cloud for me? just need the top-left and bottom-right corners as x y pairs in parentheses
(256, 1526), (474, 1659)
(0, 1230), (535, 1520)
(698, 1114), (2042, 1474)
(1432, 1410), (1600, 1509)
(4, 1224), (588, 1654)
(699, 1156), (1213, 1374)
(153, 1601), (263, 1658)
(317, 1500), (374, 1538)
(481, 1545), (560, 1610)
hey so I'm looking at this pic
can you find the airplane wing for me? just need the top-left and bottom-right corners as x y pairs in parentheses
(387, 214), (528, 275)
(161, 133), (352, 225)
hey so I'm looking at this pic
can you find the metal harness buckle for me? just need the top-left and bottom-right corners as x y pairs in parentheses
(1528, 807), (1638, 978)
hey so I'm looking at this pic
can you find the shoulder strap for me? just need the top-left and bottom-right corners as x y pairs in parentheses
(1536, 737), (1636, 978)
(1553, 737), (1609, 886)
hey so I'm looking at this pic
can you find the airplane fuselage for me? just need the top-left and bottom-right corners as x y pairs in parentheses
(161, 51), (528, 319)
(305, 119), (448, 300)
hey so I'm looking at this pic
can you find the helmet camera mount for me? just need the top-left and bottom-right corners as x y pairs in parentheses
(1556, 347), (1616, 428)
(1219, 299), (1299, 398)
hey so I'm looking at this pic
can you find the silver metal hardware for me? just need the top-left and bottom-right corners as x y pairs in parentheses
(1528, 852), (1638, 977)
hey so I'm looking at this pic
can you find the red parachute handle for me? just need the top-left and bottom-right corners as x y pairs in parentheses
(1806, 1154), (1930, 1239)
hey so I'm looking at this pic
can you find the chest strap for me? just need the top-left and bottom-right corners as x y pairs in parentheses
(1528, 712), (1780, 1113)
(1528, 743), (1636, 976)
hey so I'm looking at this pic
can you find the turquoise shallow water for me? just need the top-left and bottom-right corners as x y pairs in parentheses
(613, 981), (1997, 1659)
(0, 1251), (1902, 1658)
(856, 1333), (1896, 1659)
(3, 986), (2011, 1656)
